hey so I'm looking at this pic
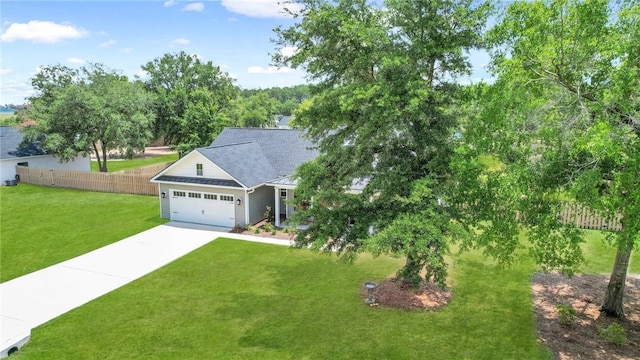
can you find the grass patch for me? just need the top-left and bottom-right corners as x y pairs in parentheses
(0, 113), (19, 126)
(91, 153), (178, 172)
(478, 154), (505, 171)
(16, 239), (548, 359)
(580, 230), (640, 274)
(0, 184), (166, 282)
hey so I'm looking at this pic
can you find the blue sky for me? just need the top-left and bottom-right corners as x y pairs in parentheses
(0, 0), (491, 106)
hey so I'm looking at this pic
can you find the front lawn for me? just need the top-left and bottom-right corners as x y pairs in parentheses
(15, 239), (549, 359)
(0, 184), (166, 282)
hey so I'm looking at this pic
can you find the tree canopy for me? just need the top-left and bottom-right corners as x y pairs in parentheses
(274, 0), (493, 287)
(476, 0), (639, 317)
(141, 51), (238, 155)
(22, 64), (155, 172)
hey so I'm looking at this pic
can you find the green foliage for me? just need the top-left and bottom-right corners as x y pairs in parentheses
(263, 222), (276, 235)
(481, 0), (640, 317)
(22, 64), (156, 172)
(141, 51), (238, 155)
(556, 304), (577, 326)
(264, 206), (274, 223)
(242, 84), (310, 115)
(598, 322), (627, 346)
(274, 0), (493, 288)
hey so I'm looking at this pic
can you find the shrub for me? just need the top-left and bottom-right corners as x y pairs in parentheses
(264, 206), (274, 223)
(556, 304), (577, 326)
(263, 222), (276, 234)
(598, 322), (626, 346)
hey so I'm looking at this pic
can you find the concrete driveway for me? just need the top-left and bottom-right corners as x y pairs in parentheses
(0, 222), (291, 357)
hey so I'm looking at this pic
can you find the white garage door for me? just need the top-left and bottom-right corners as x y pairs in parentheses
(170, 190), (235, 227)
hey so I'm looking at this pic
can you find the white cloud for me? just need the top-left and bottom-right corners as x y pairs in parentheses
(0, 79), (33, 104)
(221, 0), (301, 18)
(182, 2), (204, 12)
(0, 68), (13, 76)
(0, 20), (88, 44)
(247, 65), (296, 74)
(163, 0), (176, 7)
(121, 47), (133, 54)
(279, 46), (298, 58)
(98, 39), (116, 48)
(66, 57), (85, 65)
(171, 38), (190, 46)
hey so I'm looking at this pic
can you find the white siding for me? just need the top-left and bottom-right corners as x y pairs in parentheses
(163, 151), (233, 180)
(1, 154), (90, 182)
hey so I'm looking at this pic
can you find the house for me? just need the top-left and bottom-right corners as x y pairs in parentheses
(0, 126), (90, 184)
(274, 115), (294, 129)
(151, 128), (319, 228)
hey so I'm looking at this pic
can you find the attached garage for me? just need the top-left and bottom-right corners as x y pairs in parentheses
(169, 189), (235, 227)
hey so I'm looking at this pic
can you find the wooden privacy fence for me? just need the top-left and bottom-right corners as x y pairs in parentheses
(557, 202), (623, 232)
(15, 161), (173, 197)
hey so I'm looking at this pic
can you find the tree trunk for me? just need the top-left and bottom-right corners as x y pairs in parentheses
(92, 141), (105, 173)
(601, 239), (632, 318)
(398, 254), (422, 288)
(100, 145), (108, 173)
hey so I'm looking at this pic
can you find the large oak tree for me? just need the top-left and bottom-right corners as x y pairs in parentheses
(141, 51), (238, 155)
(274, 0), (493, 287)
(23, 64), (155, 172)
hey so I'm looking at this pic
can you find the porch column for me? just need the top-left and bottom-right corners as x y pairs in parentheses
(274, 187), (280, 227)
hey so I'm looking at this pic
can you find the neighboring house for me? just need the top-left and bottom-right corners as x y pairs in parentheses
(151, 128), (319, 228)
(274, 115), (294, 129)
(0, 126), (90, 184)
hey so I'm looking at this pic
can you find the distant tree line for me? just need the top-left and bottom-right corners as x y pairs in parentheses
(17, 51), (310, 170)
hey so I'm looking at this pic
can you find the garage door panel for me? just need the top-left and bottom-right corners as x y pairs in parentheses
(170, 190), (235, 227)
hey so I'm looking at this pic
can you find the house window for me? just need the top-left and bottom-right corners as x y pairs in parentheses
(280, 189), (287, 198)
(204, 194), (217, 200)
(173, 191), (186, 197)
(17, 162), (28, 167)
(196, 163), (203, 176)
(220, 195), (234, 202)
(188, 192), (202, 199)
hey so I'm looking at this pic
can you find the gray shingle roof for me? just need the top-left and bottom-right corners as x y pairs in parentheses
(197, 128), (318, 188)
(0, 126), (47, 159)
(154, 175), (242, 188)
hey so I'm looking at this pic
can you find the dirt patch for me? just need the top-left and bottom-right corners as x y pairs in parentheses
(532, 273), (640, 359)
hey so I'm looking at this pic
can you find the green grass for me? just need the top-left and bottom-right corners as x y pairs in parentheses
(15, 239), (549, 360)
(0, 184), (167, 282)
(580, 230), (640, 274)
(478, 154), (505, 171)
(0, 113), (18, 125)
(3, 186), (637, 359)
(91, 153), (178, 172)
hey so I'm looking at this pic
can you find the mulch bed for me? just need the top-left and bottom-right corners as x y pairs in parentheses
(360, 278), (452, 310)
(532, 273), (640, 359)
